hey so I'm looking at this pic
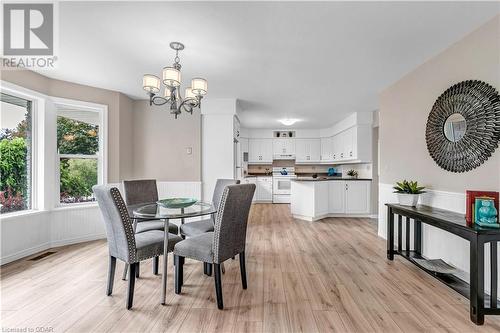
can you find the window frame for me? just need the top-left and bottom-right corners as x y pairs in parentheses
(52, 97), (108, 208)
(0, 83), (42, 215)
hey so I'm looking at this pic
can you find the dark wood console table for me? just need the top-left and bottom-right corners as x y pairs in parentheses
(386, 203), (500, 325)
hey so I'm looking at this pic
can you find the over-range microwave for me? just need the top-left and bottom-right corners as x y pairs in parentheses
(273, 154), (295, 160)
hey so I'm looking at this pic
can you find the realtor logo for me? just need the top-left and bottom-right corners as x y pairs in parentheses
(3, 3), (54, 56)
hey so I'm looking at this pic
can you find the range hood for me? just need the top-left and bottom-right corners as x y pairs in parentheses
(273, 154), (296, 160)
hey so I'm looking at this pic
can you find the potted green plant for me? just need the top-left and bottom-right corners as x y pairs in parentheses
(346, 169), (358, 179)
(393, 180), (426, 206)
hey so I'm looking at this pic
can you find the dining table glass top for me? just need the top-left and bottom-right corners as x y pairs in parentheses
(128, 201), (216, 219)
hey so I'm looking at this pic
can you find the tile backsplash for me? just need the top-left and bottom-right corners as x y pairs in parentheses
(248, 162), (373, 178)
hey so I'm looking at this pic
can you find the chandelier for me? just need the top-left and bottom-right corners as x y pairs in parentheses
(142, 42), (207, 119)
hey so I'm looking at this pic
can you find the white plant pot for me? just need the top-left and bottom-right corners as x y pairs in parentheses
(397, 193), (420, 207)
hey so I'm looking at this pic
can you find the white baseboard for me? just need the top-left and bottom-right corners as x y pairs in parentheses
(293, 213), (374, 222)
(50, 233), (106, 248)
(0, 242), (51, 265)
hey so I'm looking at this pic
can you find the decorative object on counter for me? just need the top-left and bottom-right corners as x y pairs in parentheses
(280, 168), (288, 175)
(142, 42), (208, 119)
(425, 80), (500, 173)
(157, 198), (198, 209)
(474, 197), (498, 228)
(466, 190), (499, 226)
(346, 169), (358, 179)
(327, 167), (336, 177)
(312, 174), (318, 179)
(393, 180), (426, 207)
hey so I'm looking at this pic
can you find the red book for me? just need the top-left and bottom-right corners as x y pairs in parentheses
(466, 190), (499, 225)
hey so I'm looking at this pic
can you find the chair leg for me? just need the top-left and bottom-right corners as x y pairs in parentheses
(214, 263), (223, 310)
(175, 255), (184, 294)
(153, 256), (159, 275)
(107, 256), (116, 296)
(239, 251), (247, 290)
(127, 263), (137, 309)
(122, 263), (128, 280)
(207, 263), (212, 276)
(135, 262), (140, 278)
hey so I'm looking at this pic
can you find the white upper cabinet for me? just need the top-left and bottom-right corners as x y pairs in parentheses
(247, 124), (371, 164)
(319, 125), (372, 163)
(273, 138), (295, 156)
(320, 137), (332, 161)
(249, 139), (273, 164)
(296, 138), (320, 163)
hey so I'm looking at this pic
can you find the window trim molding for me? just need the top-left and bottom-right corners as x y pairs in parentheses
(0, 81), (45, 214)
(52, 96), (108, 208)
(0, 80), (109, 215)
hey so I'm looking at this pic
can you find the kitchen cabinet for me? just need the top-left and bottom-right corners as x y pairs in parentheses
(291, 180), (371, 220)
(328, 181), (345, 213)
(320, 137), (333, 161)
(273, 138), (295, 156)
(296, 138), (321, 163)
(248, 139), (273, 164)
(328, 180), (370, 215)
(320, 125), (372, 163)
(344, 181), (370, 214)
(256, 177), (273, 202)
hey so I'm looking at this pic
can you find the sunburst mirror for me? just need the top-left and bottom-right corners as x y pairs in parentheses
(425, 80), (500, 173)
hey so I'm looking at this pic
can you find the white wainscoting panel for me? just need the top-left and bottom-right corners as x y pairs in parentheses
(378, 182), (499, 293)
(1, 181), (201, 265)
(0, 211), (51, 264)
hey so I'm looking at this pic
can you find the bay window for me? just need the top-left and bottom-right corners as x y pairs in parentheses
(56, 105), (105, 205)
(0, 93), (33, 214)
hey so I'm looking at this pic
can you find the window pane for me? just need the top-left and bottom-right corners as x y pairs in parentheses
(57, 115), (99, 155)
(60, 158), (97, 203)
(0, 93), (32, 214)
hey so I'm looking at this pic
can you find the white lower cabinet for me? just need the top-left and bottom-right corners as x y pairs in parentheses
(344, 181), (371, 214)
(291, 180), (371, 221)
(328, 181), (345, 213)
(256, 177), (273, 202)
(328, 180), (370, 215)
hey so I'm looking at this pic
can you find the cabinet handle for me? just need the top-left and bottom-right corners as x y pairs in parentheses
(349, 151), (352, 157)
(341, 153), (344, 158)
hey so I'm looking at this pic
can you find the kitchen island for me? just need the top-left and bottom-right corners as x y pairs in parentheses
(290, 178), (372, 221)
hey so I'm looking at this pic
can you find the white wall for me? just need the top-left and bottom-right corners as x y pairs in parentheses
(201, 98), (237, 201)
(378, 16), (500, 291)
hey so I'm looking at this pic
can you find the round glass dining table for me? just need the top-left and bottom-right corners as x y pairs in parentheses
(128, 201), (216, 305)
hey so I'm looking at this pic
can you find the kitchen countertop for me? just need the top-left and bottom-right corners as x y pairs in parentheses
(292, 177), (372, 181)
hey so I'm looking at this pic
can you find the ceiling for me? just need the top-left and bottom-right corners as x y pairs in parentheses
(36, 1), (500, 128)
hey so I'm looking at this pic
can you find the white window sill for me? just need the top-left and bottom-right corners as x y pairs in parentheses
(53, 202), (98, 211)
(0, 209), (47, 220)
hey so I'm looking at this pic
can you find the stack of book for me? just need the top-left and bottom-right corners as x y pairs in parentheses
(466, 190), (499, 228)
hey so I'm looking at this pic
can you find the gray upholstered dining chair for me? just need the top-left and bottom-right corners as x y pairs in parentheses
(122, 179), (179, 278)
(179, 179), (240, 238)
(179, 178), (240, 276)
(173, 183), (255, 310)
(93, 185), (183, 309)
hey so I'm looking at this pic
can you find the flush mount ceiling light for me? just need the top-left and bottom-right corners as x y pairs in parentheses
(142, 42), (207, 119)
(278, 118), (300, 126)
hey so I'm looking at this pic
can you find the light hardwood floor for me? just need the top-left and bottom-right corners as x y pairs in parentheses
(2, 203), (500, 332)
